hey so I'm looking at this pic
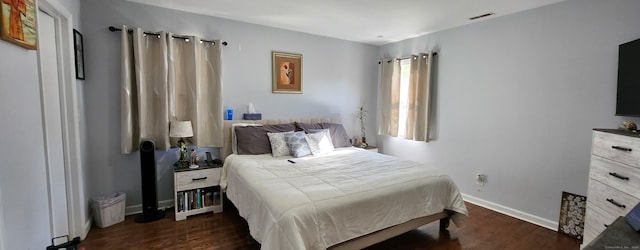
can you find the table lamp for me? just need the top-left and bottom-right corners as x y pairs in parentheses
(169, 121), (193, 168)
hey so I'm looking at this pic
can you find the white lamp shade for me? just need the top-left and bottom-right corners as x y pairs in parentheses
(169, 121), (194, 138)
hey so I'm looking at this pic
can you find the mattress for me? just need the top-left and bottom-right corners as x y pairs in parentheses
(221, 147), (467, 250)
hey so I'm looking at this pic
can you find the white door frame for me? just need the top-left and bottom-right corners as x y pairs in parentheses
(37, 0), (87, 240)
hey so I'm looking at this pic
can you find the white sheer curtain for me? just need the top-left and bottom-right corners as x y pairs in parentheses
(121, 26), (223, 154)
(378, 52), (434, 142)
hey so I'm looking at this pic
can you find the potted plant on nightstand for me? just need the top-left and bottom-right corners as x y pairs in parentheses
(357, 105), (368, 148)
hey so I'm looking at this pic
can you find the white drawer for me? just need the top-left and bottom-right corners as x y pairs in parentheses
(175, 168), (220, 191)
(586, 178), (640, 217)
(592, 131), (640, 167)
(590, 155), (640, 198)
(583, 203), (614, 245)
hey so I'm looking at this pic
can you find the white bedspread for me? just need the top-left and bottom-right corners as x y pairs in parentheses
(221, 148), (467, 250)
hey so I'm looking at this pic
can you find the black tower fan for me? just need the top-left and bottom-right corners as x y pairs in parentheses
(135, 139), (165, 223)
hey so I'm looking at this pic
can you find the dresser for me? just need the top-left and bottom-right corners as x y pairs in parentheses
(583, 129), (640, 246)
(174, 165), (223, 221)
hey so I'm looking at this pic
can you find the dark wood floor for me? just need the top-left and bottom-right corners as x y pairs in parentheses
(79, 201), (580, 250)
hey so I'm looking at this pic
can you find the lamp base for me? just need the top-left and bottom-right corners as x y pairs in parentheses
(174, 160), (190, 169)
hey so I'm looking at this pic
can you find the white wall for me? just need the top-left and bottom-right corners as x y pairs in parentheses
(379, 0), (640, 226)
(80, 0), (378, 211)
(0, 42), (51, 249)
(0, 0), (84, 248)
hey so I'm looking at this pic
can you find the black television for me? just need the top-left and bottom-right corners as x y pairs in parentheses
(616, 38), (640, 117)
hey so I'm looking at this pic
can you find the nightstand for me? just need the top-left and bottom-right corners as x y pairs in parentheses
(174, 165), (223, 221)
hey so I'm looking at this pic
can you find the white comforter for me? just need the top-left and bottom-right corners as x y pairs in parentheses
(221, 148), (467, 250)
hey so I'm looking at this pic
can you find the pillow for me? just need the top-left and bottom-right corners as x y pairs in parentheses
(235, 123), (296, 155)
(295, 122), (323, 132)
(296, 122), (351, 148)
(267, 131), (294, 157)
(305, 129), (335, 155)
(284, 131), (311, 158)
(321, 123), (352, 148)
(231, 123), (262, 154)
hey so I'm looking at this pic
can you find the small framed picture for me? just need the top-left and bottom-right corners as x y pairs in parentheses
(272, 51), (302, 94)
(73, 29), (85, 80)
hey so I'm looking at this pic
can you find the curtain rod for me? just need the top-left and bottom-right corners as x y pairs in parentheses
(108, 26), (228, 46)
(377, 52), (438, 64)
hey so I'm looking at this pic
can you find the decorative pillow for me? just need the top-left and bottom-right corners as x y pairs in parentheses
(267, 131), (294, 157)
(305, 129), (335, 155)
(284, 131), (311, 158)
(296, 122), (352, 148)
(235, 123), (296, 155)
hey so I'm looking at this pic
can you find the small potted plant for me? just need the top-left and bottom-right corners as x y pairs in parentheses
(357, 105), (367, 148)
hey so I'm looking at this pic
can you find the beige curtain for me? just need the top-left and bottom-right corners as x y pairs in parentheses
(168, 35), (223, 148)
(378, 58), (400, 137)
(405, 53), (432, 141)
(121, 26), (223, 154)
(378, 52), (434, 142)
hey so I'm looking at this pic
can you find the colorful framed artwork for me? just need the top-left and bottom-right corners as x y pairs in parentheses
(73, 29), (85, 80)
(1, 0), (37, 50)
(272, 51), (302, 94)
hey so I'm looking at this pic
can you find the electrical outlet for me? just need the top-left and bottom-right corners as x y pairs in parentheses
(476, 174), (486, 186)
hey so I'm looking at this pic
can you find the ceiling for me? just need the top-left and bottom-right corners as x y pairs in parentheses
(125, 0), (565, 45)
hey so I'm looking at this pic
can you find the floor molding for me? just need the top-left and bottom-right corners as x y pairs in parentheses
(462, 193), (558, 231)
(125, 199), (174, 216)
(82, 219), (92, 239)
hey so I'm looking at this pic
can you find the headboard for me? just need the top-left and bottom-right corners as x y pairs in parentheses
(221, 117), (342, 161)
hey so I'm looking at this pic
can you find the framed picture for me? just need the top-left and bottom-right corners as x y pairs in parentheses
(272, 51), (302, 94)
(558, 191), (586, 242)
(0, 0), (37, 50)
(73, 29), (85, 80)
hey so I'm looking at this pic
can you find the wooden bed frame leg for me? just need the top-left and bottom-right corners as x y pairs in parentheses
(439, 216), (451, 232)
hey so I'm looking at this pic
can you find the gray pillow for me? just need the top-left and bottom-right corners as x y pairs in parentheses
(284, 131), (311, 158)
(296, 122), (351, 148)
(321, 123), (352, 148)
(235, 123), (296, 155)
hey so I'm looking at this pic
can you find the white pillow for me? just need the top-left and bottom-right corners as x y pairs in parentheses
(267, 131), (294, 157)
(231, 123), (262, 154)
(305, 129), (335, 156)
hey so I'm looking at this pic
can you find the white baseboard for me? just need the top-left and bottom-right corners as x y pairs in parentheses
(462, 193), (558, 231)
(82, 219), (92, 240)
(124, 199), (174, 216)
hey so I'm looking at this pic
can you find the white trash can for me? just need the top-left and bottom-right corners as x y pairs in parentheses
(91, 192), (126, 228)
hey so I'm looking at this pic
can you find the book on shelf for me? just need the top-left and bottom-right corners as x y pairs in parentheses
(177, 186), (222, 213)
(196, 189), (201, 209)
(205, 192), (212, 207)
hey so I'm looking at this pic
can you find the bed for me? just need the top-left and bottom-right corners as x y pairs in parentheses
(219, 118), (467, 250)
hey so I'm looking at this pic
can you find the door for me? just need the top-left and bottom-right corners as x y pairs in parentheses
(38, 9), (70, 244)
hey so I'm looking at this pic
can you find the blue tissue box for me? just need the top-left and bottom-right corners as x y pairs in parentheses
(243, 113), (262, 120)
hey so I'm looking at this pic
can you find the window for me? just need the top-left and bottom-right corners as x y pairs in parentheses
(397, 58), (411, 138)
(379, 53), (435, 142)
